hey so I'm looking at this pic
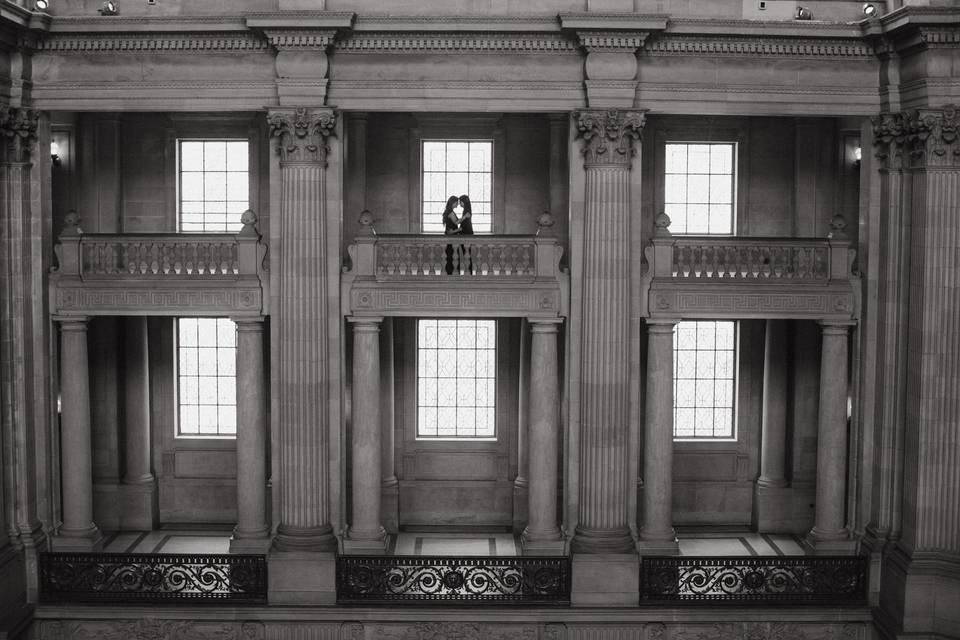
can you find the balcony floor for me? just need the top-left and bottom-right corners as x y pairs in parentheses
(96, 528), (810, 556)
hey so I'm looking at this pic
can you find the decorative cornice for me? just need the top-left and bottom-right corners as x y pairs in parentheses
(644, 35), (874, 58)
(873, 104), (960, 167)
(919, 27), (960, 47)
(335, 32), (576, 53)
(36, 32), (269, 52)
(268, 107), (337, 165)
(0, 107), (38, 164)
(575, 109), (646, 167)
(263, 28), (336, 51)
(577, 30), (649, 52)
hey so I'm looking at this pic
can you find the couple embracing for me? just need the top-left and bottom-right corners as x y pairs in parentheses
(441, 195), (474, 274)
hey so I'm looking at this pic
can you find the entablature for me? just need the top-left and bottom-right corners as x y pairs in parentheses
(49, 215), (269, 318)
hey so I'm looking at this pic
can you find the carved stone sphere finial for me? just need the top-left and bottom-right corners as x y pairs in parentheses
(829, 214), (848, 239)
(536, 211), (555, 236)
(61, 210), (81, 237)
(358, 209), (376, 235)
(654, 211), (672, 237)
(239, 209), (259, 237)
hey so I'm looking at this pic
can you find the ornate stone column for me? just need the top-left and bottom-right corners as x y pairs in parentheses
(522, 319), (563, 554)
(806, 322), (855, 553)
(379, 317), (399, 533)
(230, 319), (270, 553)
(267, 107), (338, 552)
(121, 316), (156, 530)
(637, 320), (679, 553)
(345, 317), (387, 553)
(571, 109), (645, 554)
(52, 317), (102, 551)
(754, 319), (791, 531)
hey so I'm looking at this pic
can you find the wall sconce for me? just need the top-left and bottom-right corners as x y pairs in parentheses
(50, 140), (62, 167)
(35, 0), (49, 10)
(862, 3), (878, 17)
(853, 146), (862, 169)
(795, 6), (812, 19)
(98, 1), (118, 15)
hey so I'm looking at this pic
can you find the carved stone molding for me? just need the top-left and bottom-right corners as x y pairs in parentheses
(919, 27), (960, 48)
(873, 104), (960, 168)
(669, 622), (864, 640)
(36, 620), (265, 640)
(0, 106), (38, 164)
(575, 109), (646, 166)
(264, 29), (337, 51)
(577, 30), (649, 52)
(335, 32), (577, 53)
(37, 33), (269, 53)
(644, 35), (873, 58)
(372, 623), (537, 640)
(349, 286), (562, 317)
(54, 286), (264, 316)
(268, 107), (337, 164)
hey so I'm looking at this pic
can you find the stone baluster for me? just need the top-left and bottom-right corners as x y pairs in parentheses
(52, 317), (102, 551)
(522, 319), (564, 554)
(345, 317), (387, 552)
(267, 107), (339, 553)
(230, 318), (270, 553)
(571, 109), (646, 554)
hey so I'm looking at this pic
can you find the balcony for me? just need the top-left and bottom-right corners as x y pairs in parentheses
(641, 215), (858, 322)
(49, 213), (269, 318)
(341, 220), (567, 319)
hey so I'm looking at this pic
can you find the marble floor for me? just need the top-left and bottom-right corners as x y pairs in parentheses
(96, 528), (809, 556)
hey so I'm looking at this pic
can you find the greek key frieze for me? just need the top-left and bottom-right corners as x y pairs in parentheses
(55, 287), (262, 314)
(676, 292), (828, 313)
(350, 287), (560, 315)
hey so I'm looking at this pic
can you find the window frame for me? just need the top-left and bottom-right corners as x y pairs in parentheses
(672, 320), (740, 443)
(662, 141), (738, 236)
(420, 139), (494, 235)
(174, 317), (238, 440)
(176, 138), (251, 234)
(415, 318), (498, 442)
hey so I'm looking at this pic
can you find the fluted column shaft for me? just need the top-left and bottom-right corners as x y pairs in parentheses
(808, 323), (852, 545)
(639, 321), (678, 547)
(523, 320), (562, 544)
(269, 107), (338, 552)
(347, 318), (386, 548)
(231, 319), (269, 551)
(123, 316), (152, 484)
(571, 109), (645, 554)
(758, 319), (789, 488)
(54, 318), (102, 550)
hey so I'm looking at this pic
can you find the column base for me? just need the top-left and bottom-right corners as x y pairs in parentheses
(381, 480), (399, 534)
(50, 527), (103, 552)
(636, 535), (679, 556)
(120, 480), (158, 531)
(570, 526), (634, 554)
(753, 484), (799, 533)
(230, 526), (272, 554)
(571, 553), (639, 606)
(273, 524), (337, 552)
(343, 528), (388, 554)
(521, 529), (565, 556)
(803, 528), (857, 555)
(267, 551), (336, 605)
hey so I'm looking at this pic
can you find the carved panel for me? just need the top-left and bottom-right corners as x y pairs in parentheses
(350, 287), (560, 317)
(54, 287), (263, 315)
(35, 620), (264, 640)
(371, 623), (537, 640)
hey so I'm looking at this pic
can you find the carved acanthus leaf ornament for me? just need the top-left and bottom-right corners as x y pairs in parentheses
(0, 107), (38, 164)
(268, 107), (337, 164)
(575, 109), (646, 166)
(872, 104), (959, 168)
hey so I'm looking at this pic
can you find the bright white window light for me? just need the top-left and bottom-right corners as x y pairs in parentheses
(178, 139), (249, 233)
(177, 318), (237, 437)
(421, 140), (492, 234)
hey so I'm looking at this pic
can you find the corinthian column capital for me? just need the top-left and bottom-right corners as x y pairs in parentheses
(268, 107), (337, 164)
(872, 104), (960, 169)
(0, 106), (39, 164)
(574, 109), (646, 167)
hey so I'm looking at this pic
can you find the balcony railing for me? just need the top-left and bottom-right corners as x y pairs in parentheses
(39, 552), (268, 604)
(336, 555), (571, 605)
(641, 214), (857, 321)
(640, 555), (868, 605)
(50, 211), (269, 317)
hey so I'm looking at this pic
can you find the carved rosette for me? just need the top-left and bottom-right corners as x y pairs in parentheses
(0, 106), (39, 164)
(575, 109), (646, 167)
(267, 107), (337, 164)
(872, 104), (960, 169)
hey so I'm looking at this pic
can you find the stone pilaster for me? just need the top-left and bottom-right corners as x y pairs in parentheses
(268, 107), (338, 552)
(344, 317), (387, 553)
(522, 319), (563, 554)
(231, 319), (270, 554)
(51, 318), (102, 551)
(379, 317), (398, 533)
(571, 109), (645, 554)
(637, 320), (679, 554)
(806, 322), (856, 554)
(754, 319), (792, 532)
(121, 316), (157, 530)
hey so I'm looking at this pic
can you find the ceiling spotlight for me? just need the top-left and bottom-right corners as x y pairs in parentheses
(34, 0), (49, 10)
(795, 6), (812, 19)
(862, 3), (878, 17)
(98, 1), (118, 15)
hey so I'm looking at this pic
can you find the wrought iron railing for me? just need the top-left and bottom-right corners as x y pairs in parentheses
(639, 555), (868, 605)
(336, 555), (571, 605)
(39, 552), (268, 604)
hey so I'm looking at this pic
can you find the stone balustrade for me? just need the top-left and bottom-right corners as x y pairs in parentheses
(343, 232), (568, 319)
(641, 221), (857, 322)
(76, 236), (244, 278)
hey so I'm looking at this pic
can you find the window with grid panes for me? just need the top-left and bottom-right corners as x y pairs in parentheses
(177, 318), (236, 437)
(417, 319), (496, 439)
(421, 141), (492, 234)
(665, 142), (738, 439)
(178, 140), (249, 232)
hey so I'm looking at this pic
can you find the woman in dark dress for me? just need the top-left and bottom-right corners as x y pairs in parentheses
(442, 195), (460, 274)
(458, 195), (474, 274)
